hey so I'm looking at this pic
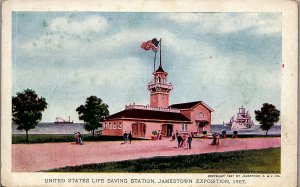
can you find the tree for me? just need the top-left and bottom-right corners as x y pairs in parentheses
(254, 103), (280, 136)
(76, 96), (109, 136)
(12, 89), (48, 141)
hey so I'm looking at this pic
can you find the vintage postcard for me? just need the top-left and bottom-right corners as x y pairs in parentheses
(1, 0), (298, 186)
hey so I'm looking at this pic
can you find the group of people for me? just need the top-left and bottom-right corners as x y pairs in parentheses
(74, 132), (83, 145)
(174, 130), (222, 148)
(73, 129), (220, 147)
(175, 130), (193, 149)
(123, 131), (133, 144)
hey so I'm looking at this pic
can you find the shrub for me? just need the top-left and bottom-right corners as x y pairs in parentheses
(152, 130), (158, 136)
(12, 134), (145, 144)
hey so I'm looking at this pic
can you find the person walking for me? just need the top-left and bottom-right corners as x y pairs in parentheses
(175, 130), (179, 139)
(128, 131), (132, 144)
(78, 132), (83, 145)
(177, 134), (183, 148)
(123, 131), (128, 143)
(157, 130), (161, 140)
(74, 132), (79, 144)
(182, 134), (187, 148)
(216, 133), (221, 145)
(187, 133), (193, 149)
(211, 133), (217, 145)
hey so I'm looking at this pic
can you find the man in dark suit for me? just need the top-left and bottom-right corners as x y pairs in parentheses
(128, 131), (132, 144)
(177, 134), (183, 148)
(123, 131), (128, 143)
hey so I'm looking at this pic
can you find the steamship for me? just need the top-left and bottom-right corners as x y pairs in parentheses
(54, 116), (73, 124)
(223, 106), (254, 130)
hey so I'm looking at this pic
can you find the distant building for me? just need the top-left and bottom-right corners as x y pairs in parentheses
(102, 64), (213, 138)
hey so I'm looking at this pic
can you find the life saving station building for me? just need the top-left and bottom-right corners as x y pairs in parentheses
(102, 62), (214, 138)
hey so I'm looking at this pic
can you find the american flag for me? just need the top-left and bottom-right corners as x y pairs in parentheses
(141, 38), (159, 52)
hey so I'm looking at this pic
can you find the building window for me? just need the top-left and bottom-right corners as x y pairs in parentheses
(118, 122), (122, 129)
(104, 123), (106, 129)
(109, 122), (112, 129)
(113, 122), (117, 129)
(182, 124), (188, 131)
(198, 112), (204, 118)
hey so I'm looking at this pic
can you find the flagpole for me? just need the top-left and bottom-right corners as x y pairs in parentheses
(159, 38), (162, 67)
(153, 51), (157, 72)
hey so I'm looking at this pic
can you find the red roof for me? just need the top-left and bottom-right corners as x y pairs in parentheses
(105, 109), (191, 122)
(170, 101), (214, 112)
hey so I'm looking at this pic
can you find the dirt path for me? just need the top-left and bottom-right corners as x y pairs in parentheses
(12, 137), (280, 172)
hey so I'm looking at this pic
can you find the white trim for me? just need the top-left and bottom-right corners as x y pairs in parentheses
(182, 124), (188, 131)
(199, 101), (214, 112)
(198, 112), (204, 118)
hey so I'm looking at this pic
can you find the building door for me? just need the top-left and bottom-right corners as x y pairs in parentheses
(139, 123), (146, 137)
(167, 124), (173, 136)
(132, 123), (138, 136)
(132, 123), (146, 137)
(162, 124), (173, 137)
(197, 121), (208, 133)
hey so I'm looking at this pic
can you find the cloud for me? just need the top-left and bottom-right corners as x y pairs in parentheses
(64, 57), (146, 86)
(20, 33), (79, 57)
(23, 13), (279, 59)
(13, 56), (149, 122)
(162, 13), (281, 34)
(49, 16), (108, 35)
(172, 52), (281, 123)
(98, 29), (204, 60)
(13, 13), (281, 123)
(18, 12), (221, 61)
(19, 28), (179, 59)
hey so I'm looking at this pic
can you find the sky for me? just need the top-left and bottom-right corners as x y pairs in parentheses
(12, 12), (282, 124)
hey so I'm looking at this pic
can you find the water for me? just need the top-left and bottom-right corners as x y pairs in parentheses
(211, 124), (281, 135)
(12, 123), (91, 134)
(12, 123), (281, 135)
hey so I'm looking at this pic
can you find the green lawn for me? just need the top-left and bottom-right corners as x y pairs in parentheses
(12, 134), (280, 144)
(45, 148), (280, 173)
(12, 134), (145, 144)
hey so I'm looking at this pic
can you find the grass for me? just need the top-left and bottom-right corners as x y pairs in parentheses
(45, 148), (280, 173)
(224, 134), (280, 138)
(12, 134), (145, 144)
(12, 134), (280, 144)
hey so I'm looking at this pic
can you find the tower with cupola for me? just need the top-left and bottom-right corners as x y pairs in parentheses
(147, 63), (173, 108)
